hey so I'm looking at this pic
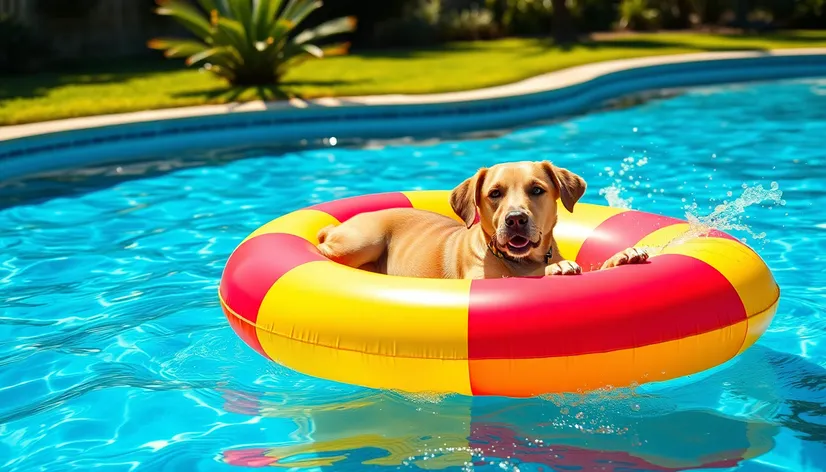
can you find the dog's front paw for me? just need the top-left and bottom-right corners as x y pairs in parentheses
(545, 260), (582, 276)
(600, 247), (649, 270)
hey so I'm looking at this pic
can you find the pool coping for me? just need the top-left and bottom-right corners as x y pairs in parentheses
(2, 47), (826, 181)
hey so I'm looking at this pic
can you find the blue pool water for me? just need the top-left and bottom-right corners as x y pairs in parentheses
(2, 77), (826, 471)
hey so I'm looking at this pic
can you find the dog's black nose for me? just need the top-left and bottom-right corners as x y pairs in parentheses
(505, 211), (529, 228)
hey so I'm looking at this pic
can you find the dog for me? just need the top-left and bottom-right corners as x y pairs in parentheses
(317, 160), (648, 279)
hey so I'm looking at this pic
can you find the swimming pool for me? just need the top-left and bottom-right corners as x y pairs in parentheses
(1, 76), (825, 471)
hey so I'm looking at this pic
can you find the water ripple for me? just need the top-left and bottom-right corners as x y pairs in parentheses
(2, 77), (826, 471)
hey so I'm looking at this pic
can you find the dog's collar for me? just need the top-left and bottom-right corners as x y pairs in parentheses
(487, 239), (553, 264)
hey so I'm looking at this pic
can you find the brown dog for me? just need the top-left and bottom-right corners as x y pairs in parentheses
(317, 161), (648, 279)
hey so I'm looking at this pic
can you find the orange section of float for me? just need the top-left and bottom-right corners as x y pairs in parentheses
(468, 319), (748, 396)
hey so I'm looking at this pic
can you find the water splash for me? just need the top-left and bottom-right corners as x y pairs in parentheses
(598, 153), (786, 249)
(600, 186), (633, 210)
(599, 156), (649, 209)
(680, 182), (785, 244)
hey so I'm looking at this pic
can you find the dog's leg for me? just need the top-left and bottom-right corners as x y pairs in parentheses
(600, 247), (649, 270)
(316, 219), (387, 270)
(545, 260), (582, 276)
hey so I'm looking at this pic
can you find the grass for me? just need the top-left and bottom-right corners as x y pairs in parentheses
(2, 30), (826, 126)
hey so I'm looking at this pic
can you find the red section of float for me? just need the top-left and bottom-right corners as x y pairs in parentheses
(467, 254), (747, 359)
(310, 192), (412, 223)
(219, 233), (326, 323)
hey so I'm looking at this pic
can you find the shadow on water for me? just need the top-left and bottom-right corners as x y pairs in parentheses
(216, 344), (826, 471)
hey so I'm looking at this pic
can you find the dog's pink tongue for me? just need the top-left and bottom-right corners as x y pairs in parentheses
(509, 236), (529, 248)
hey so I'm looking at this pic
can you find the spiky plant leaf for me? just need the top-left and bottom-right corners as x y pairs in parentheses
(292, 16), (357, 45)
(203, 63), (237, 81)
(155, 0), (213, 40)
(226, 0), (254, 34)
(147, 38), (208, 58)
(252, 0), (284, 41)
(185, 46), (238, 67)
(280, 0), (322, 29)
(214, 16), (250, 55)
(196, 0), (224, 15)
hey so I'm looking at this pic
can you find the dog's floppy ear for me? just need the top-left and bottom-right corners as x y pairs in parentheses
(450, 167), (487, 228)
(541, 161), (586, 213)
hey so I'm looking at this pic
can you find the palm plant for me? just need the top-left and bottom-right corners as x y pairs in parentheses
(148, 0), (356, 86)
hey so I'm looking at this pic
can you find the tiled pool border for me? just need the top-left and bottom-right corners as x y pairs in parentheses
(2, 48), (826, 180)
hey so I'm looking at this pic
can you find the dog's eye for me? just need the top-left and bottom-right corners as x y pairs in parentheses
(489, 189), (501, 199)
(531, 186), (545, 195)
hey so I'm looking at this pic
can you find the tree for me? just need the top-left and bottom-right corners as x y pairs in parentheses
(674, 0), (693, 28)
(734, 0), (749, 29)
(551, 0), (575, 44)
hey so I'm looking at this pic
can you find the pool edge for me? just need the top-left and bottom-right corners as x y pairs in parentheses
(2, 48), (826, 181)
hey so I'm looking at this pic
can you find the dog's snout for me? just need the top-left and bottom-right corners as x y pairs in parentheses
(505, 211), (529, 228)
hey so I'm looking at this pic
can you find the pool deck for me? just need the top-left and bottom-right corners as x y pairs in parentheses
(2, 48), (826, 180)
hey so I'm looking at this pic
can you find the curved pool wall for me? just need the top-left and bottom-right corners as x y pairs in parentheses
(2, 49), (826, 181)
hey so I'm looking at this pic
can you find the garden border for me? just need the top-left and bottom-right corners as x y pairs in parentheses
(2, 48), (826, 181)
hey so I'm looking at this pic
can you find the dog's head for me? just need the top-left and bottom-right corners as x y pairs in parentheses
(450, 161), (586, 262)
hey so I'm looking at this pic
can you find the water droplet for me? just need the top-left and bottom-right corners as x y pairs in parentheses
(633, 127), (638, 132)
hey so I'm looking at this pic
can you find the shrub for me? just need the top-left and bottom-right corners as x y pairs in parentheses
(690, 0), (725, 25)
(492, 0), (555, 36)
(147, 0), (357, 86)
(656, 0), (695, 29)
(787, 0), (826, 28)
(0, 15), (52, 74)
(618, 0), (661, 30)
(373, 0), (501, 47)
(439, 7), (501, 41)
(372, 0), (441, 47)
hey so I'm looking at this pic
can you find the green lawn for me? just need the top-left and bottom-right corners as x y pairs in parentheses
(2, 31), (826, 126)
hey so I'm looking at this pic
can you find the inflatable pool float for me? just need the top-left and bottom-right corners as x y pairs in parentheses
(218, 190), (779, 397)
